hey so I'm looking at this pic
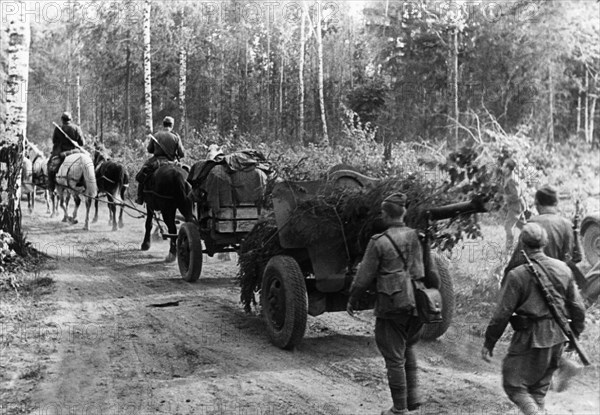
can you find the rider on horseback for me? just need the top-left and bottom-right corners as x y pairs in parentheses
(135, 116), (185, 205)
(47, 112), (85, 192)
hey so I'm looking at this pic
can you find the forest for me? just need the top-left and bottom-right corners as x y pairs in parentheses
(2, 0), (598, 149)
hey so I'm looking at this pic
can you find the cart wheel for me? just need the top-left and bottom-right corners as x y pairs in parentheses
(177, 222), (203, 282)
(260, 255), (308, 349)
(421, 253), (454, 341)
(583, 222), (600, 266)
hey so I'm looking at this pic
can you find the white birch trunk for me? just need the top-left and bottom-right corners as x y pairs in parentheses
(589, 96), (597, 144)
(143, 0), (153, 135)
(1, 5), (30, 235)
(299, 6), (306, 145)
(179, 12), (187, 139)
(315, 2), (329, 145)
(576, 93), (581, 135)
(76, 53), (81, 124)
(585, 71), (590, 143)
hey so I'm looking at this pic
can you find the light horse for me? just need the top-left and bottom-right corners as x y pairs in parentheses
(92, 148), (129, 231)
(141, 162), (194, 262)
(22, 140), (54, 215)
(55, 151), (98, 230)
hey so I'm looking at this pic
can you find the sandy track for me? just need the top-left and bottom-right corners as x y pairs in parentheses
(11, 206), (600, 415)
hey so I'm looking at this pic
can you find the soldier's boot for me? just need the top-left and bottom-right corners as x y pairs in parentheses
(381, 407), (408, 415)
(406, 367), (421, 411)
(553, 357), (582, 392)
(135, 181), (145, 205)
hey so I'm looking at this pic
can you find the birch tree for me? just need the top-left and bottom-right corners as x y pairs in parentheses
(178, 7), (188, 139)
(298, 5), (306, 145)
(143, 0), (153, 135)
(1, 5), (31, 245)
(313, 3), (329, 145)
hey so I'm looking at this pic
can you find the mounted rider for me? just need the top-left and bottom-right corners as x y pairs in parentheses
(135, 116), (185, 204)
(47, 111), (85, 192)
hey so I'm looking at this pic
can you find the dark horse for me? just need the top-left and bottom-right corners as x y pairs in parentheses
(141, 162), (194, 262)
(92, 149), (129, 231)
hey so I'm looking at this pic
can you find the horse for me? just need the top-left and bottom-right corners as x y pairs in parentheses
(92, 149), (129, 231)
(22, 140), (54, 215)
(141, 162), (194, 262)
(55, 151), (98, 230)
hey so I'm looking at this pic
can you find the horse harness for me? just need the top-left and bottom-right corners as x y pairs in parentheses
(95, 159), (116, 185)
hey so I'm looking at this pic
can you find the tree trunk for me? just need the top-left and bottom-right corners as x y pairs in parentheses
(299, 6), (306, 145)
(1, 6), (30, 249)
(143, 0), (153, 135)
(589, 96), (597, 144)
(548, 65), (554, 145)
(280, 53), (284, 137)
(76, 53), (81, 125)
(315, 3), (329, 145)
(126, 31), (131, 142)
(577, 93), (581, 135)
(179, 10), (187, 139)
(585, 70), (590, 143)
(453, 28), (459, 149)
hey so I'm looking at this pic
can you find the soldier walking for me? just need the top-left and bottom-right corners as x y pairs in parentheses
(347, 193), (425, 415)
(504, 184), (583, 391)
(482, 223), (586, 415)
(501, 158), (527, 251)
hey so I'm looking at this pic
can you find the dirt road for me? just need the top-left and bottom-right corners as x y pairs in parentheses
(5, 206), (600, 415)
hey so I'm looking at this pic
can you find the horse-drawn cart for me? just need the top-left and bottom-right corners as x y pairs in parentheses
(176, 152), (269, 282)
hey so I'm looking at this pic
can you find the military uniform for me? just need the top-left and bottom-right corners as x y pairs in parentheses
(348, 221), (425, 414)
(484, 224), (586, 415)
(505, 205), (574, 277)
(135, 117), (185, 204)
(503, 174), (526, 250)
(47, 113), (85, 191)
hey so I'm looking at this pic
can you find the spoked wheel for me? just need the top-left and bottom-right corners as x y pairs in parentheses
(261, 255), (308, 349)
(421, 253), (455, 341)
(177, 222), (203, 282)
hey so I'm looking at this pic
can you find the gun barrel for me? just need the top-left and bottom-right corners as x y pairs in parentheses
(426, 196), (488, 221)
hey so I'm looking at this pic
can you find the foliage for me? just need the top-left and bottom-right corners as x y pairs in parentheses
(0, 230), (16, 272)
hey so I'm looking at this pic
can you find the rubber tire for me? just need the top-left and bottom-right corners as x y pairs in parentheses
(261, 255), (308, 349)
(177, 222), (203, 282)
(582, 222), (600, 266)
(420, 253), (455, 341)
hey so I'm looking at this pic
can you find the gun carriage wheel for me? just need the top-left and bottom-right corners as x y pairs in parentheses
(581, 214), (600, 266)
(260, 255), (308, 349)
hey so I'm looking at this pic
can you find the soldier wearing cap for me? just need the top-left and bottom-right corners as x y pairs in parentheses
(47, 112), (85, 191)
(135, 116), (185, 204)
(503, 184), (583, 392)
(347, 192), (425, 415)
(482, 223), (586, 415)
(505, 185), (574, 275)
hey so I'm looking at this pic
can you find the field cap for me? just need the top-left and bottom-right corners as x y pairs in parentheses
(535, 185), (558, 206)
(383, 192), (407, 207)
(520, 222), (548, 248)
(163, 116), (175, 126)
(61, 111), (72, 121)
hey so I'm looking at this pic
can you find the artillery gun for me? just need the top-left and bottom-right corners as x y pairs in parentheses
(257, 169), (489, 349)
